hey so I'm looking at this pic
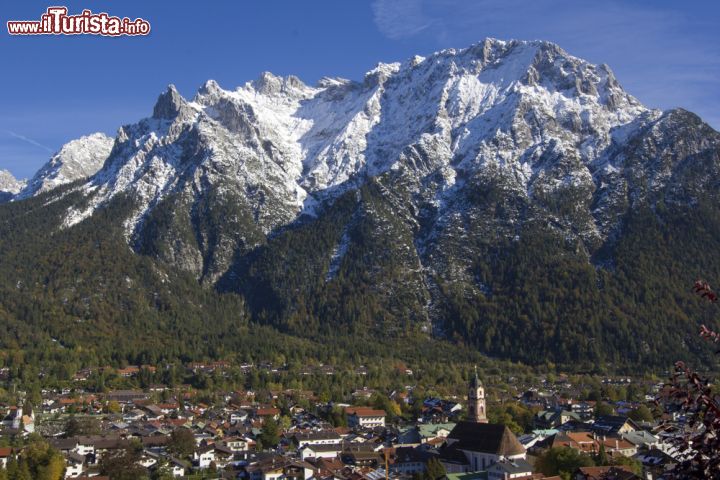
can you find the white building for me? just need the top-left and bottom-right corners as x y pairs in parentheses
(300, 443), (343, 460)
(294, 430), (342, 446)
(347, 407), (386, 429)
(193, 446), (216, 468)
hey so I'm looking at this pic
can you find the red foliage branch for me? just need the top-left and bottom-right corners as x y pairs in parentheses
(658, 281), (720, 478)
(694, 280), (718, 303)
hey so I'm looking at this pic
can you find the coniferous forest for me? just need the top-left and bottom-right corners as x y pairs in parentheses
(1, 175), (720, 393)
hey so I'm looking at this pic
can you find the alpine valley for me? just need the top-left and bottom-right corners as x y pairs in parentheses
(2, 38), (720, 372)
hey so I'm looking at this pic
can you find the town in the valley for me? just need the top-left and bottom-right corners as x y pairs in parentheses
(0, 361), (685, 480)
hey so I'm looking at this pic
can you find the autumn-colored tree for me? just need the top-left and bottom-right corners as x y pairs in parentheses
(611, 455), (643, 476)
(23, 438), (65, 480)
(535, 447), (594, 479)
(658, 280), (720, 478)
(628, 405), (653, 423)
(371, 393), (401, 419)
(487, 401), (536, 434)
(105, 400), (122, 414)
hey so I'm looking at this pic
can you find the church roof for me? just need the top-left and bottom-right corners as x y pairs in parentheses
(447, 422), (525, 456)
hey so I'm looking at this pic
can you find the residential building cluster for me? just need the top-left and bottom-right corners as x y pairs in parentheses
(0, 369), (688, 480)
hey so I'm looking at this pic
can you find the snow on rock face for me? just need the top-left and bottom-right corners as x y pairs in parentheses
(0, 169), (26, 203)
(0, 169), (25, 194)
(59, 38), (664, 243)
(16, 133), (114, 200)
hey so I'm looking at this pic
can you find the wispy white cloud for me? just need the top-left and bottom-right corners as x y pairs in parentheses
(371, 0), (434, 40)
(5, 130), (54, 153)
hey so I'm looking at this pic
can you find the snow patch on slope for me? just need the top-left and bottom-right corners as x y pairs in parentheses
(16, 133), (114, 200)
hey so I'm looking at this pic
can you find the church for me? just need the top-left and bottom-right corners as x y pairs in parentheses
(439, 371), (533, 479)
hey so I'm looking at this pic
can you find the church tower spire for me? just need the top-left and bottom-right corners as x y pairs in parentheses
(468, 366), (487, 423)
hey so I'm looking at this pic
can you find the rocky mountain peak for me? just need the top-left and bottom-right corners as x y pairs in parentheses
(197, 79), (222, 97)
(251, 71), (310, 97)
(152, 84), (190, 120)
(0, 169), (25, 194)
(0, 169), (26, 202)
(15, 132), (114, 200)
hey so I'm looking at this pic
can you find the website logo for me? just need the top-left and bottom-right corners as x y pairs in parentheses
(7, 6), (151, 36)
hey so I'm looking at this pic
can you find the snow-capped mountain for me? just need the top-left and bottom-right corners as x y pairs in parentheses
(3, 38), (720, 366)
(69, 39), (648, 229)
(0, 169), (26, 202)
(44, 38), (718, 280)
(15, 132), (114, 200)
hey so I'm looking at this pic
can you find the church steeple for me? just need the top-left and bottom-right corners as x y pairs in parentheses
(468, 366), (487, 423)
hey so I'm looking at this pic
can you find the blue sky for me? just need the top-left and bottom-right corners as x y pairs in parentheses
(1, 0), (718, 178)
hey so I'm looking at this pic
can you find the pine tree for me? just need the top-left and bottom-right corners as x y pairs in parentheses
(425, 457), (446, 480)
(258, 417), (280, 450)
(595, 443), (609, 466)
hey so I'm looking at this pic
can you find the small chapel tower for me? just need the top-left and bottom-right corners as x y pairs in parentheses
(468, 366), (487, 423)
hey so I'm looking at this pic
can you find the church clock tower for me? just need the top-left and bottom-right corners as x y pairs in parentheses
(468, 367), (487, 423)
